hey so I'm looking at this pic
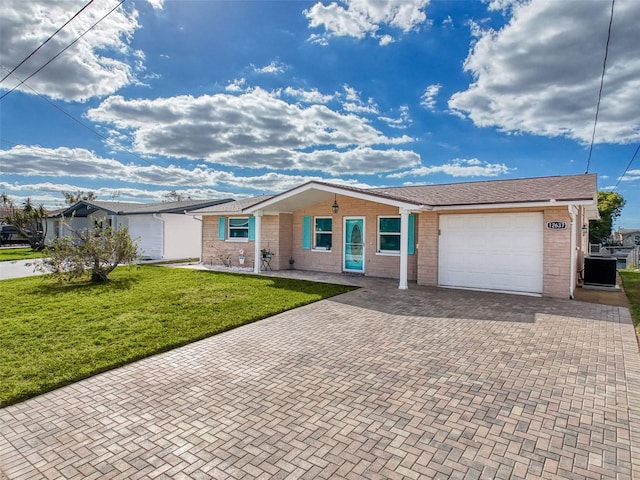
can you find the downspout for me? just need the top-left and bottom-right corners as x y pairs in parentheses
(569, 206), (577, 299)
(153, 214), (166, 259)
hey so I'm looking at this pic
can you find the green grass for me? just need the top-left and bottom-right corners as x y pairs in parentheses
(0, 247), (44, 262)
(0, 266), (356, 406)
(620, 270), (640, 336)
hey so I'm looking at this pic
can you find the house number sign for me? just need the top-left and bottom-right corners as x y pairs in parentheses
(546, 221), (567, 230)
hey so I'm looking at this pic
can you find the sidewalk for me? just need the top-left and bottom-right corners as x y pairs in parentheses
(0, 259), (43, 280)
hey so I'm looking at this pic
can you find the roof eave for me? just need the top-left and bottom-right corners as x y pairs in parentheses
(245, 181), (420, 213)
(429, 199), (596, 212)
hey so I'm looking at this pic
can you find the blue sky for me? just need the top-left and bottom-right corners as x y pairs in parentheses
(1, 0), (638, 228)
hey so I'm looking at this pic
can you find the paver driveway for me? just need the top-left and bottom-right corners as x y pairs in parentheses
(1, 281), (639, 479)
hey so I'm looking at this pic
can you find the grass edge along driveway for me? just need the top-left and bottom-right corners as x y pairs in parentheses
(0, 266), (356, 407)
(0, 247), (44, 262)
(619, 270), (640, 336)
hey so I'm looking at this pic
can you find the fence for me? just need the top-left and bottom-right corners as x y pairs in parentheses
(589, 244), (638, 270)
(626, 246), (640, 270)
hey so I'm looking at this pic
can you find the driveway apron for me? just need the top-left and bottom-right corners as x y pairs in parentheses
(1, 283), (639, 479)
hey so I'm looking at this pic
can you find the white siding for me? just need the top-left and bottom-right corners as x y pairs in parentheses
(127, 215), (163, 260)
(162, 214), (202, 260)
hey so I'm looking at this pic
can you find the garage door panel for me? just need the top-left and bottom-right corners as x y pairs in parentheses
(439, 213), (543, 294)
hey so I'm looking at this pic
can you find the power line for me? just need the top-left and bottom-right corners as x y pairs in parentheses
(0, 0), (96, 84)
(613, 144), (640, 190)
(585, 0), (615, 174)
(0, 0), (126, 101)
(0, 66), (156, 168)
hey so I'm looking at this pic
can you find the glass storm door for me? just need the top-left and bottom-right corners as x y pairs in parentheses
(344, 217), (365, 272)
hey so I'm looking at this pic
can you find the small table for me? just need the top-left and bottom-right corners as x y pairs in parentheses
(261, 255), (273, 271)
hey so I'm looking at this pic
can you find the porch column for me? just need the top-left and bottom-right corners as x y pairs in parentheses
(253, 211), (262, 274)
(399, 208), (409, 290)
(569, 205), (577, 299)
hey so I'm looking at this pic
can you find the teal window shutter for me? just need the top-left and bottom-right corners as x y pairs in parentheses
(218, 216), (226, 240)
(248, 216), (255, 241)
(408, 214), (415, 255)
(302, 215), (311, 250)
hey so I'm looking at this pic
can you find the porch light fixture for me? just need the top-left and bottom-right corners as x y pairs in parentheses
(581, 224), (588, 235)
(331, 194), (339, 214)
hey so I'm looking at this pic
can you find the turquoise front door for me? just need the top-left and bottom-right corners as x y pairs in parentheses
(344, 217), (364, 272)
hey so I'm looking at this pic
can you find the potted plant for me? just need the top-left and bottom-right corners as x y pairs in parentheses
(261, 248), (272, 259)
(238, 248), (245, 265)
(289, 257), (295, 269)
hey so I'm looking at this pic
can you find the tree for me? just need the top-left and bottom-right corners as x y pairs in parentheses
(1, 195), (48, 251)
(35, 225), (140, 283)
(589, 191), (625, 244)
(63, 190), (96, 205)
(164, 190), (191, 202)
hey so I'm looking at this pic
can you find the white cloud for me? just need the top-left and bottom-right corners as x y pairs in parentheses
(86, 89), (416, 174)
(304, 0), (430, 46)
(0, 145), (376, 204)
(619, 169), (640, 183)
(379, 35), (394, 46)
(379, 105), (411, 129)
(0, 181), (236, 208)
(420, 84), (441, 111)
(486, 0), (520, 13)
(388, 158), (512, 178)
(282, 87), (334, 104)
(252, 61), (287, 74)
(146, 0), (164, 10)
(0, 0), (145, 102)
(225, 78), (248, 92)
(449, 0), (640, 145)
(341, 85), (379, 114)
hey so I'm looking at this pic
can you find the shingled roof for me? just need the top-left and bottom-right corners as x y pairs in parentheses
(189, 174), (598, 216)
(189, 195), (274, 214)
(369, 174), (597, 207)
(52, 198), (235, 217)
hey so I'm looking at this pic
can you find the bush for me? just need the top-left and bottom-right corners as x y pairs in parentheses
(35, 226), (140, 283)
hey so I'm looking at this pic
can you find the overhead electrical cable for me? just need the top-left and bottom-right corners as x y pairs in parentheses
(585, 0), (615, 174)
(0, 0), (96, 84)
(0, 0), (126, 101)
(612, 144), (640, 190)
(0, 66), (156, 168)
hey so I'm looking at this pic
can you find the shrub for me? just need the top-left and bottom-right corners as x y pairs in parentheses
(35, 226), (140, 283)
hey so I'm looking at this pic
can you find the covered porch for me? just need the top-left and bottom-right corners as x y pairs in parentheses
(244, 181), (422, 290)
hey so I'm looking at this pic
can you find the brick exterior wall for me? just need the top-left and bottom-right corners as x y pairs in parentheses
(290, 196), (418, 280)
(416, 212), (439, 287)
(202, 216), (254, 268)
(202, 201), (585, 298)
(543, 207), (572, 298)
(202, 214), (290, 270)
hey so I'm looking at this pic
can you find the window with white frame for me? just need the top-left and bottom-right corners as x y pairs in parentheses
(228, 217), (249, 239)
(378, 216), (401, 254)
(314, 217), (332, 250)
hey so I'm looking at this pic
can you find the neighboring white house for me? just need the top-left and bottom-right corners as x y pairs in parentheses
(47, 199), (234, 260)
(613, 228), (640, 247)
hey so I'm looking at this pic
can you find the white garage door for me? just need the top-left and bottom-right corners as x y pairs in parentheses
(439, 213), (543, 294)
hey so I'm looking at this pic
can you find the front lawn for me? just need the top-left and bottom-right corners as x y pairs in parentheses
(0, 247), (44, 262)
(620, 270), (640, 336)
(0, 266), (356, 406)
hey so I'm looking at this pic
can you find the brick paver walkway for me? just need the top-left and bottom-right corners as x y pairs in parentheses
(1, 280), (639, 479)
